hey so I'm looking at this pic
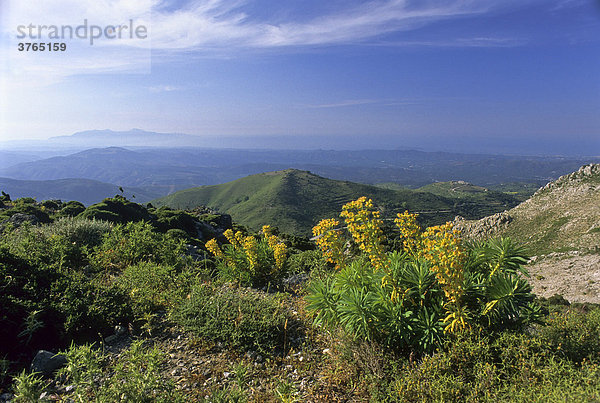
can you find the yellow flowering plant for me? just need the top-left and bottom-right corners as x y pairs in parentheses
(307, 197), (540, 356)
(204, 226), (288, 287)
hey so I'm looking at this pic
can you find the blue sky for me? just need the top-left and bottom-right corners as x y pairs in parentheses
(1, 0), (599, 154)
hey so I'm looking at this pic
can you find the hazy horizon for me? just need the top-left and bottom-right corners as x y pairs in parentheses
(0, 128), (598, 157)
(1, 1), (599, 156)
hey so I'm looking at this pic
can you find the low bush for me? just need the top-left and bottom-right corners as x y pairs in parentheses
(116, 261), (192, 318)
(53, 271), (134, 339)
(389, 329), (600, 402)
(55, 341), (183, 402)
(3, 218), (111, 270)
(538, 307), (600, 363)
(174, 283), (294, 354)
(78, 195), (152, 224)
(286, 249), (328, 276)
(58, 200), (86, 217)
(90, 221), (189, 273)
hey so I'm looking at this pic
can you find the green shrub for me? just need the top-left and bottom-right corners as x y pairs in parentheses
(11, 370), (47, 402)
(2, 218), (111, 271)
(79, 195), (152, 224)
(52, 271), (134, 339)
(116, 262), (191, 317)
(59, 201), (86, 217)
(0, 201), (50, 224)
(40, 199), (61, 211)
(175, 283), (294, 354)
(287, 249), (328, 276)
(90, 221), (188, 272)
(47, 217), (112, 247)
(153, 207), (198, 238)
(58, 341), (183, 402)
(0, 245), (63, 358)
(539, 307), (600, 363)
(389, 330), (600, 402)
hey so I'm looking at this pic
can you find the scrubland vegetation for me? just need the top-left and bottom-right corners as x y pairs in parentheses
(1, 193), (599, 401)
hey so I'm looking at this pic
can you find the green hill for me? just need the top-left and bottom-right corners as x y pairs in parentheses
(416, 181), (521, 217)
(417, 181), (491, 197)
(153, 169), (518, 235)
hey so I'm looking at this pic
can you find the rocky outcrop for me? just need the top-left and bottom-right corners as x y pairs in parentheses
(534, 163), (600, 195)
(454, 211), (512, 241)
(0, 213), (40, 231)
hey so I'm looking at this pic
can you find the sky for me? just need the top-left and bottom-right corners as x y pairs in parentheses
(0, 0), (599, 155)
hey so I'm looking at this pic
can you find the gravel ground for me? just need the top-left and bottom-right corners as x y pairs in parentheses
(528, 252), (600, 304)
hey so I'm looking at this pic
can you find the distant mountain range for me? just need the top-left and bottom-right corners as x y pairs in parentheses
(47, 129), (201, 148)
(0, 129), (597, 209)
(152, 169), (520, 235)
(0, 151), (41, 169)
(1, 145), (596, 192)
(0, 177), (163, 205)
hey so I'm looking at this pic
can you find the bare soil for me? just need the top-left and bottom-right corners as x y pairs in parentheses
(528, 253), (600, 304)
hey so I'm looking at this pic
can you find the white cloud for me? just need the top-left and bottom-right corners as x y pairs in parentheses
(0, 0), (545, 80)
(148, 85), (181, 92)
(302, 98), (421, 109)
(148, 0), (505, 49)
(303, 99), (379, 109)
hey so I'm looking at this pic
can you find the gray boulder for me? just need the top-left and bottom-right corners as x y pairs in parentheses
(31, 350), (67, 377)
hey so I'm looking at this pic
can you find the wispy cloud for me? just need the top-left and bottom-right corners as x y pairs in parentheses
(149, 0), (510, 50)
(373, 36), (528, 48)
(148, 85), (181, 93)
(302, 98), (419, 109)
(1, 0), (545, 80)
(303, 99), (378, 109)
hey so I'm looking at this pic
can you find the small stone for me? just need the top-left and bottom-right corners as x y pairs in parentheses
(31, 350), (67, 377)
(223, 372), (231, 378)
(105, 335), (118, 344)
(0, 393), (13, 401)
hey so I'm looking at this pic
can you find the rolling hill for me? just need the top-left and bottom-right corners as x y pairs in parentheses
(153, 169), (519, 235)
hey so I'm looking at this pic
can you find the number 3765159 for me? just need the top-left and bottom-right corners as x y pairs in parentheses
(18, 43), (67, 51)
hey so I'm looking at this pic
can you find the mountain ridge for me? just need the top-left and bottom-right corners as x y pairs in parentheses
(153, 169), (519, 235)
(455, 163), (600, 303)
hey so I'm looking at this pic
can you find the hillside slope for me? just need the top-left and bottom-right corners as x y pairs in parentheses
(0, 177), (163, 205)
(456, 164), (600, 303)
(153, 169), (517, 235)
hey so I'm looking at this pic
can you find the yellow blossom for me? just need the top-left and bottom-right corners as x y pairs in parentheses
(205, 238), (224, 258)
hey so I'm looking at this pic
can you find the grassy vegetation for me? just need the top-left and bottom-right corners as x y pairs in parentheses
(487, 182), (542, 202)
(154, 169), (520, 235)
(1, 192), (599, 402)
